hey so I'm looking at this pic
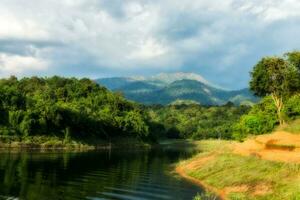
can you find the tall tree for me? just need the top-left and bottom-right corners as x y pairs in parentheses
(250, 56), (299, 125)
(285, 51), (300, 89)
(285, 51), (300, 71)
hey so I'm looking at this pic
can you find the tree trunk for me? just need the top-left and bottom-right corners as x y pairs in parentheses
(271, 93), (285, 126)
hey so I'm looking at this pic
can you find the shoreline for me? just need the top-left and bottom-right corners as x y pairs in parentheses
(0, 137), (152, 151)
(175, 139), (300, 200)
(175, 165), (226, 200)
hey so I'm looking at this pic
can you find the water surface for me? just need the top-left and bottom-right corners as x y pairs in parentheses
(0, 147), (206, 200)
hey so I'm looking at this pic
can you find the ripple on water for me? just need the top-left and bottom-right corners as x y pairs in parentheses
(0, 149), (205, 200)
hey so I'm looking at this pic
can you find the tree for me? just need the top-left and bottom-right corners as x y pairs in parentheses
(0, 76), (154, 141)
(249, 57), (299, 125)
(285, 51), (300, 71)
(285, 51), (300, 89)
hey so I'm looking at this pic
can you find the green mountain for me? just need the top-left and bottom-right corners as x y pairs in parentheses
(96, 73), (258, 105)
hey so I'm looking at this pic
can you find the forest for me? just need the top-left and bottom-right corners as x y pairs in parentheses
(0, 51), (300, 146)
(0, 75), (248, 144)
(145, 104), (249, 140)
(0, 76), (151, 145)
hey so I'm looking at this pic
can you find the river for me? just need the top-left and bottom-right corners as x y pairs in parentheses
(0, 146), (208, 200)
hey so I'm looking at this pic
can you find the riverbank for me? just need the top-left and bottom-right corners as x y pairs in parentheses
(0, 136), (151, 151)
(176, 140), (300, 200)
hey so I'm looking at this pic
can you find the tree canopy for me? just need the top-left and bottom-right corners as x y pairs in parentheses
(249, 53), (300, 125)
(0, 76), (151, 141)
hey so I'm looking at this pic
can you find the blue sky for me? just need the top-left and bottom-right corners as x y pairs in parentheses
(0, 0), (299, 89)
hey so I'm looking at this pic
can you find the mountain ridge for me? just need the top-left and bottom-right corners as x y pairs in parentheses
(95, 72), (258, 105)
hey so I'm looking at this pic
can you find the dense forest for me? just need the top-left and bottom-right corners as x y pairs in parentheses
(0, 51), (300, 146)
(0, 76), (151, 144)
(0, 75), (248, 144)
(145, 104), (249, 140)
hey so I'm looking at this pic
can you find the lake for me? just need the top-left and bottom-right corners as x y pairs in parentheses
(0, 147), (208, 200)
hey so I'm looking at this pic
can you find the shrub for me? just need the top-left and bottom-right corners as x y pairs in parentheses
(284, 94), (300, 119)
(233, 96), (277, 140)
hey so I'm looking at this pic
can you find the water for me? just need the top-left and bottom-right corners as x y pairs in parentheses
(0, 147), (207, 200)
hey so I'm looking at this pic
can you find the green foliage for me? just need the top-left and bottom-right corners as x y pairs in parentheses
(249, 53), (300, 125)
(284, 94), (300, 118)
(0, 76), (152, 142)
(250, 57), (298, 97)
(234, 93), (300, 140)
(233, 97), (277, 140)
(233, 51), (300, 139)
(146, 104), (249, 140)
(285, 51), (300, 71)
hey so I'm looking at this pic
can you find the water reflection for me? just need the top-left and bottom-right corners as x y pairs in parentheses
(0, 148), (205, 200)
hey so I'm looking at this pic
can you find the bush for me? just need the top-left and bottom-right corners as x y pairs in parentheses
(233, 96), (277, 140)
(284, 94), (300, 119)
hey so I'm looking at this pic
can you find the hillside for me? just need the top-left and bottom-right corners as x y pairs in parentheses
(96, 73), (258, 105)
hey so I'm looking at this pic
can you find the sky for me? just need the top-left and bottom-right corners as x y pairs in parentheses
(0, 0), (299, 89)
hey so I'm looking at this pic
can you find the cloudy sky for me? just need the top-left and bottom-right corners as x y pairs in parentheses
(0, 0), (299, 89)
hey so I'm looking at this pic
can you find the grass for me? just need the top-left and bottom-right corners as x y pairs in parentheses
(178, 140), (300, 200)
(279, 119), (300, 134)
(193, 192), (218, 200)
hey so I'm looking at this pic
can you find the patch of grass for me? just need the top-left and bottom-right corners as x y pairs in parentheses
(193, 140), (234, 153)
(280, 119), (300, 134)
(179, 140), (300, 200)
(193, 192), (218, 200)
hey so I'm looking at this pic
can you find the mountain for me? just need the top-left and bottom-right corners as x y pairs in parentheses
(95, 77), (136, 90)
(95, 72), (258, 105)
(146, 72), (211, 85)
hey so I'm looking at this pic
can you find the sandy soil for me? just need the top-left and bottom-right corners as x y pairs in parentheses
(233, 131), (300, 163)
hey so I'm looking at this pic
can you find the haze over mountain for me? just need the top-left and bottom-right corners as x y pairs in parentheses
(96, 72), (258, 105)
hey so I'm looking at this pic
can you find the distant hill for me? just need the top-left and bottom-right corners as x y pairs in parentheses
(95, 72), (258, 105)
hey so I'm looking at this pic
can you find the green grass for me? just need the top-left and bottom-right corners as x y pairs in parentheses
(192, 140), (233, 152)
(280, 119), (300, 134)
(179, 140), (300, 200)
(193, 192), (218, 200)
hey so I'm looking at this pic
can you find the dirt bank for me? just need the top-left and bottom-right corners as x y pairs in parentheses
(233, 131), (300, 163)
(176, 153), (226, 200)
(176, 139), (300, 200)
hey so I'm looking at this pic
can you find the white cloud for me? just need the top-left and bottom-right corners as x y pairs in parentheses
(0, 0), (299, 88)
(0, 12), (49, 40)
(128, 38), (169, 60)
(0, 53), (48, 76)
(236, 0), (300, 22)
